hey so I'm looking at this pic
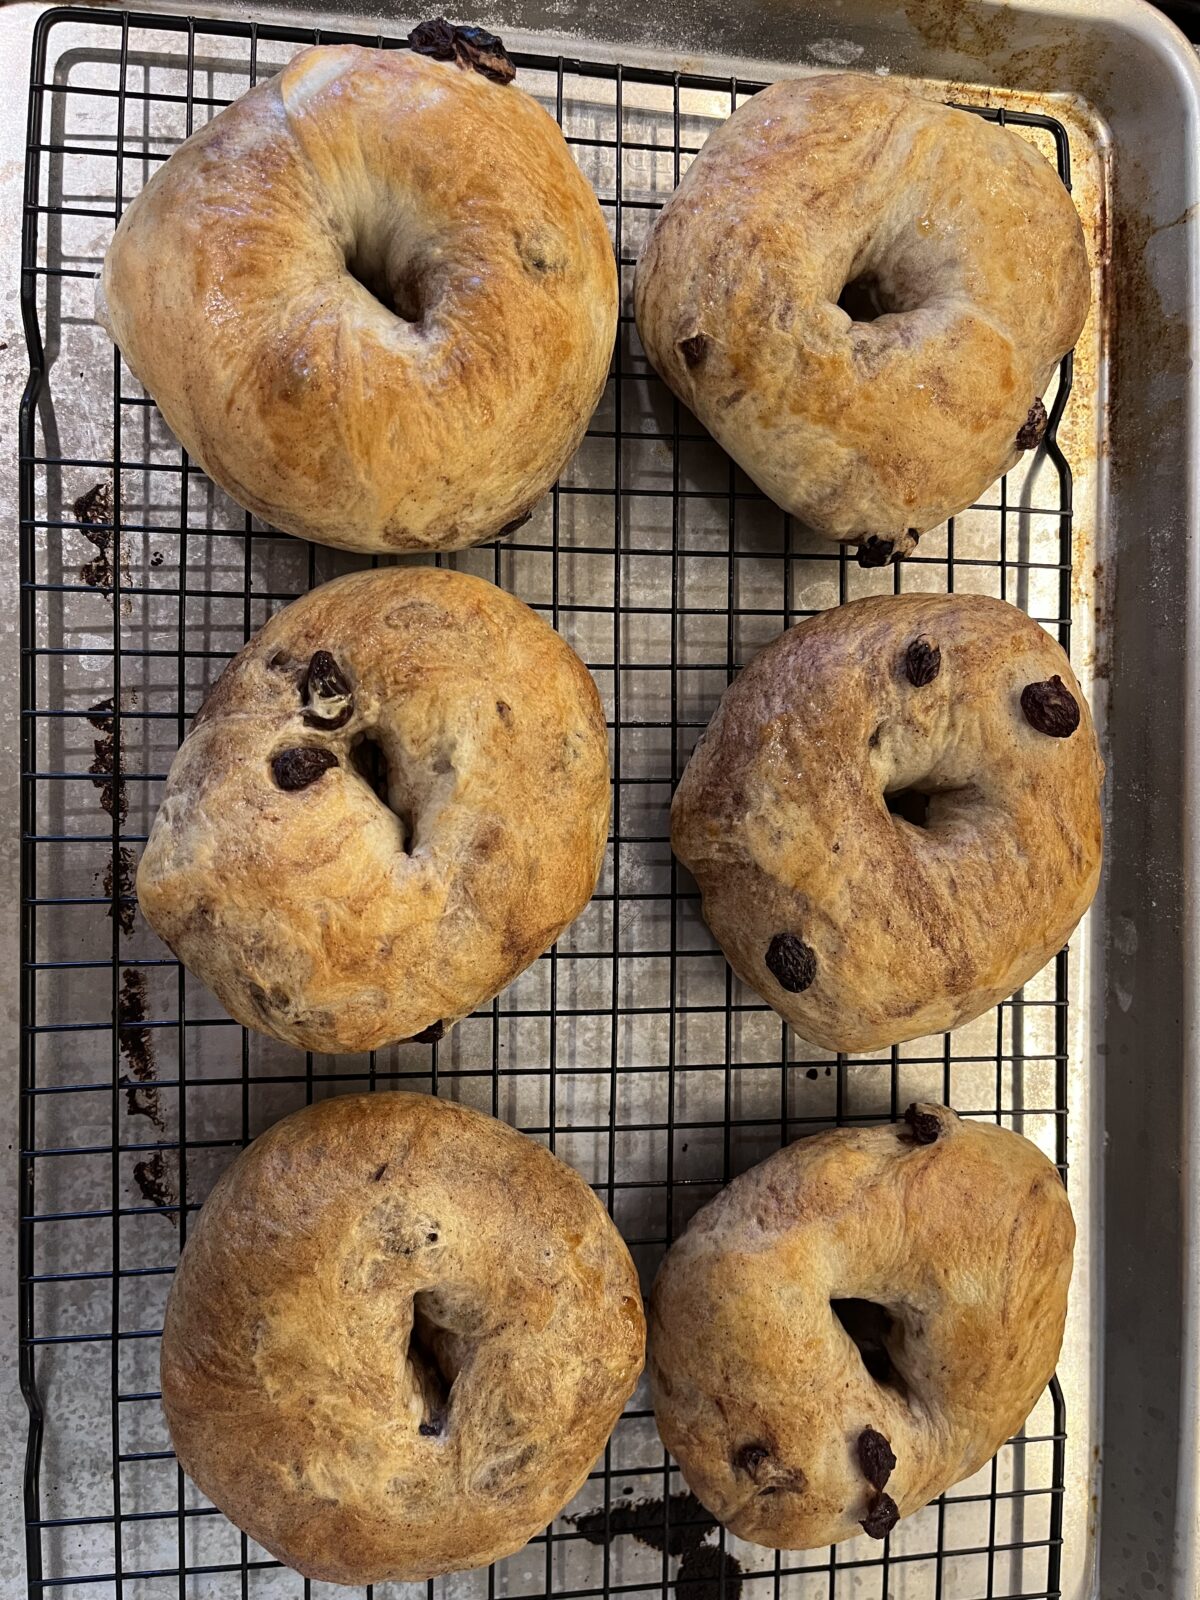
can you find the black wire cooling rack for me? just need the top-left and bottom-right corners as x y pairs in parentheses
(20, 9), (1075, 1598)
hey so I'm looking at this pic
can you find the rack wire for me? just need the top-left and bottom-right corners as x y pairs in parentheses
(20, 9), (1076, 1598)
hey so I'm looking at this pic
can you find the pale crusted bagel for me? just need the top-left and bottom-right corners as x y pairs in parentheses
(635, 74), (1089, 561)
(649, 1104), (1074, 1549)
(98, 35), (616, 552)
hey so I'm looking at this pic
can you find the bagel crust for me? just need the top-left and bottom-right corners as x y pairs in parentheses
(649, 1105), (1074, 1549)
(161, 1093), (646, 1583)
(634, 74), (1090, 553)
(136, 567), (610, 1053)
(97, 44), (617, 552)
(671, 593), (1103, 1052)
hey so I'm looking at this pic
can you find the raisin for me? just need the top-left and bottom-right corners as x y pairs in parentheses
(418, 1413), (444, 1437)
(304, 650), (353, 729)
(765, 933), (817, 994)
(408, 16), (456, 54)
(272, 747), (338, 791)
(904, 637), (941, 687)
(1020, 675), (1080, 739)
(679, 333), (708, 366)
(409, 18), (516, 83)
(904, 1104), (940, 1145)
(860, 1492), (899, 1540)
(410, 1020), (446, 1044)
(735, 1442), (770, 1477)
(856, 536), (894, 568)
(856, 1429), (896, 1492)
(1015, 397), (1048, 450)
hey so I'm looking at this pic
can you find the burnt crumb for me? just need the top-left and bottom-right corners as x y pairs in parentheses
(100, 845), (137, 936)
(410, 1019), (446, 1044)
(133, 1150), (178, 1219)
(272, 747), (338, 791)
(904, 637), (941, 687)
(734, 1442), (770, 1477)
(74, 481), (115, 595)
(903, 1104), (941, 1145)
(118, 969), (163, 1131)
(149, 550), (164, 568)
(1015, 396), (1049, 450)
(1020, 675), (1080, 739)
(860, 1491), (899, 1540)
(304, 650), (353, 729)
(679, 333), (708, 367)
(857, 1428), (896, 1492)
(805, 1067), (819, 1080)
(372, 1163), (389, 1183)
(765, 932), (817, 994)
(856, 536), (895, 568)
(573, 1490), (714, 1559)
(87, 696), (128, 825)
(499, 509), (533, 536)
(408, 18), (516, 83)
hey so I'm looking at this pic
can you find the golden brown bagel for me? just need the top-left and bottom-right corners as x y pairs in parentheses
(98, 39), (616, 552)
(161, 1093), (646, 1583)
(649, 1104), (1074, 1550)
(634, 74), (1089, 559)
(671, 593), (1103, 1052)
(137, 566), (610, 1053)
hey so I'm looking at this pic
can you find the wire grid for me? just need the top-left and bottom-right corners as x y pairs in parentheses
(19, 9), (1076, 1599)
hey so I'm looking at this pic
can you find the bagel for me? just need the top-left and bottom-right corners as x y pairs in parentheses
(634, 74), (1089, 561)
(161, 1093), (646, 1583)
(136, 566), (610, 1053)
(649, 1104), (1074, 1550)
(671, 593), (1103, 1052)
(97, 33), (616, 552)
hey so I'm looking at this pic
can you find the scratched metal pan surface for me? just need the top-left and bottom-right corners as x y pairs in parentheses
(7, 1), (1200, 1598)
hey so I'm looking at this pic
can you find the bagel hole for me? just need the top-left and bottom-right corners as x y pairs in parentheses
(351, 732), (414, 851)
(831, 1298), (909, 1398)
(346, 247), (424, 324)
(837, 274), (899, 323)
(884, 788), (931, 830)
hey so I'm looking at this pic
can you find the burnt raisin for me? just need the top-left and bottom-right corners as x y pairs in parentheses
(409, 19), (516, 83)
(410, 1020), (446, 1044)
(679, 333), (708, 366)
(904, 1104), (941, 1145)
(856, 1429), (896, 1492)
(418, 1413), (444, 1437)
(272, 747), (338, 791)
(1021, 675), (1080, 739)
(304, 650), (353, 729)
(765, 933), (817, 994)
(735, 1442), (770, 1477)
(856, 536), (894, 568)
(1015, 397), (1048, 450)
(861, 1492), (899, 1540)
(904, 637), (941, 687)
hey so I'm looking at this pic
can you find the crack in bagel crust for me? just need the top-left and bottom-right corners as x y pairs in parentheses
(633, 74), (1089, 549)
(648, 1107), (1075, 1551)
(670, 592), (1103, 1053)
(136, 566), (611, 1054)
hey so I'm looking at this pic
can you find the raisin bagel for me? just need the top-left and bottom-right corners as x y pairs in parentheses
(162, 1093), (646, 1583)
(137, 566), (610, 1053)
(634, 74), (1089, 561)
(649, 1104), (1074, 1549)
(671, 593), (1103, 1052)
(97, 33), (616, 552)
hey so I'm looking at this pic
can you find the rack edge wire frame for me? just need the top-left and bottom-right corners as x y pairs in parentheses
(11, 1), (1180, 1597)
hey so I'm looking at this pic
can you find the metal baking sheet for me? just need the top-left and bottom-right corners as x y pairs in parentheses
(4, 3), (1199, 1598)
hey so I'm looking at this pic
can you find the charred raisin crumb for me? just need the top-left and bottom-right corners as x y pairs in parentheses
(856, 1428), (896, 1492)
(765, 933), (817, 994)
(904, 637), (941, 687)
(418, 1413), (444, 1437)
(304, 650), (353, 729)
(411, 1020), (446, 1044)
(272, 747), (338, 791)
(735, 1442), (770, 1477)
(679, 333), (708, 366)
(1015, 396), (1048, 450)
(856, 536), (895, 568)
(861, 1491), (899, 1540)
(1020, 675), (1080, 739)
(409, 18), (516, 83)
(904, 1104), (941, 1145)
